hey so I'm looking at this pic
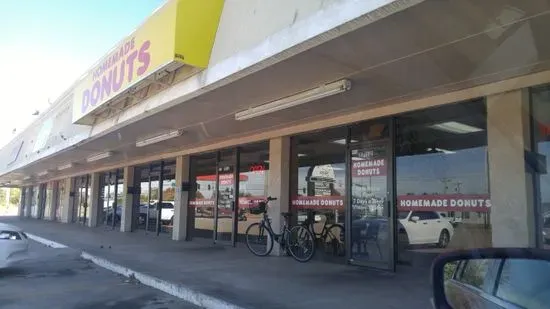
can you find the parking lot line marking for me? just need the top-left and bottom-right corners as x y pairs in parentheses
(26, 233), (68, 248)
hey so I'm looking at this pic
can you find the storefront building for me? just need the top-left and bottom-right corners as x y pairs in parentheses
(1, 0), (549, 272)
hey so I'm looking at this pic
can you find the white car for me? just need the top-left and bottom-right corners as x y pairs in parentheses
(398, 211), (454, 248)
(140, 201), (175, 224)
(0, 223), (29, 268)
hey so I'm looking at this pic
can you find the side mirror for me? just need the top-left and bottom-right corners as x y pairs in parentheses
(410, 216), (420, 222)
(431, 248), (550, 309)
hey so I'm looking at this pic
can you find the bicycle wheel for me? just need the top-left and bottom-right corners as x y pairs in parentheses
(245, 222), (274, 257)
(323, 224), (345, 256)
(286, 225), (316, 262)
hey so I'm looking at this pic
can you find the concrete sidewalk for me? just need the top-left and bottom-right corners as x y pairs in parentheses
(3, 217), (432, 309)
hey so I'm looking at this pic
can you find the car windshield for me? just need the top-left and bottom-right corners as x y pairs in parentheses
(398, 212), (409, 219)
(1, 2), (550, 309)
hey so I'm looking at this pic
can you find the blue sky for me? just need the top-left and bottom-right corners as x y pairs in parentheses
(0, 0), (164, 146)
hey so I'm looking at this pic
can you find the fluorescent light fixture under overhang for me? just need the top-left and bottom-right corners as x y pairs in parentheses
(37, 170), (49, 177)
(23, 176), (31, 180)
(235, 79), (352, 121)
(136, 129), (183, 147)
(87, 151), (113, 162)
(429, 121), (483, 134)
(58, 163), (74, 171)
(298, 153), (307, 157)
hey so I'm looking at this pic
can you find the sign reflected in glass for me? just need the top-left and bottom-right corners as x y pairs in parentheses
(350, 141), (391, 266)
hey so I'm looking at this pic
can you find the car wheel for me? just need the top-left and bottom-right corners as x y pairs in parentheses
(437, 229), (450, 248)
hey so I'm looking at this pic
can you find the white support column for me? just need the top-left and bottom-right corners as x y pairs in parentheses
(61, 178), (74, 223)
(87, 173), (101, 227)
(24, 186), (32, 217)
(45, 182), (55, 220)
(121, 167), (135, 232)
(173, 155), (191, 241)
(267, 136), (291, 255)
(487, 89), (536, 247)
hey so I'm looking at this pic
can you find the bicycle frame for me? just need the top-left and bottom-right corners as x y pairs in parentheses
(259, 212), (289, 246)
(302, 210), (330, 239)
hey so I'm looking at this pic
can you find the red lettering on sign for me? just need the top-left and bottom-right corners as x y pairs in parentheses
(249, 164), (265, 174)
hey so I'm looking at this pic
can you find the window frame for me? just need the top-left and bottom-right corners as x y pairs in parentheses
(454, 259), (501, 294)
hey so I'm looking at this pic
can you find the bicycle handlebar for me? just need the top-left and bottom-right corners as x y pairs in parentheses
(267, 196), (277, 201)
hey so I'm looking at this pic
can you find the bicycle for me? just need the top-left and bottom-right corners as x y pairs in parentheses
(301, 210), (345, 257)
(244, 197), (316, 262)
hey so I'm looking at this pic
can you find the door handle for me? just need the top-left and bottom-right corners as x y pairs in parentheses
(423, 222), (428, 225)
(231, 201), (235, 211)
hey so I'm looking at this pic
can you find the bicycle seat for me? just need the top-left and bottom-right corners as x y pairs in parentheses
(281, 212), (292, 218)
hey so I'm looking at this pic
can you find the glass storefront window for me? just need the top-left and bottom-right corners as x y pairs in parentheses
(161, 161), (176, 233)
(99, 169), (123, 227)
(396, 99), (490, 264)
(138, 166), (152, 230)
(291, 127), (347, 262)
(531, 87), (550, 249)
(136, 161), (174, 234)
(189, 143), (269, 243)
(189, 153), (217, 239)
(237, 143), (269, 242)
(147, 166), (161, 232)
(75, 175), (91, 225)
(55, 180), (65, 221)
(44, 182), (53, 220)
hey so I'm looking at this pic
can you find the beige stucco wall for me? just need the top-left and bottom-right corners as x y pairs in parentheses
(209, 0), (341, 66)
(487, 89), (537, 247)
(0, 92), (90, 178)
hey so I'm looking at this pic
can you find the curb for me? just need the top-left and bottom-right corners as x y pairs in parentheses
(80, 252), (245, 309)
(26, 233), (68, 248)
(27, 234), (245, 309)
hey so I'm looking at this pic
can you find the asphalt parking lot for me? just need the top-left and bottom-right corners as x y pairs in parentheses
(0, 239), (199, 309)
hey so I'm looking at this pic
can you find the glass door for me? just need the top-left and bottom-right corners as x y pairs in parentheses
(38, 183), (47, 219)
(77, 175), (90, 225)
(348, 140), (395, 270)
(215, 157), (237, 245)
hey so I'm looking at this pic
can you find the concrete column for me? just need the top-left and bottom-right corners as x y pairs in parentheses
(61, 178), (74, 223)
(487, 89), (536, 247)
(18, 187), (26, 217)
(24, 186), (32, 217)
(52, 181), (60, 220)
(173, 155), (191, 241)
(121, 167), (135, 232)
(51, 181), (59, 220)
(36, 185), (44, 219)
(45, 182), (56, 220)
(87, 173), (101, 227)
(267, 136), (291, 255)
